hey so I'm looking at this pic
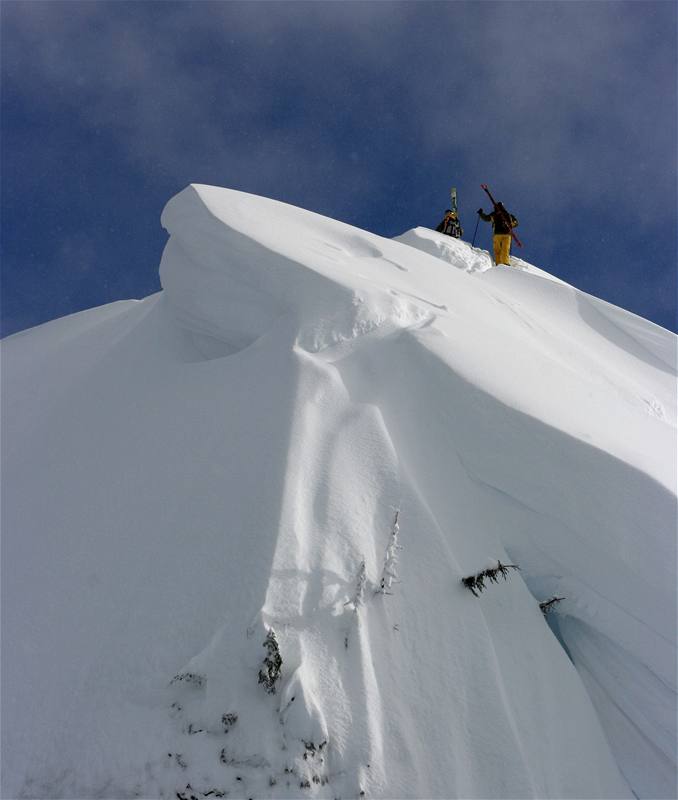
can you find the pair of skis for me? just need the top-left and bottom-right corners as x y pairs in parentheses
(480, 183), (523, 248)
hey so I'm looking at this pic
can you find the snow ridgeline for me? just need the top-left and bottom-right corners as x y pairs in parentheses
(2, 184), (675, 800)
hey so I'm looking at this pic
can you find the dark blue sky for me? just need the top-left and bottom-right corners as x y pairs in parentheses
(2, 0), (676, 336)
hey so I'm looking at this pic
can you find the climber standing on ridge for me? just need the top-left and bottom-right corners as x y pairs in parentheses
(435, 208), (463, 239)
(477, 198), (519, 266)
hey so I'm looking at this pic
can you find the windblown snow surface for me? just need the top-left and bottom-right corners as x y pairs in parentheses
(2, 185), (676, 800)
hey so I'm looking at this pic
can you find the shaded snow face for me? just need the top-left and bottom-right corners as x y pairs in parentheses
(2, 184), (675, 800)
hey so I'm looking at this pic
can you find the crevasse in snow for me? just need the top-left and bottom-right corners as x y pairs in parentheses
(2, 184), (675, 799)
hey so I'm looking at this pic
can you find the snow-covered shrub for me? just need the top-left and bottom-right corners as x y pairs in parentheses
(345, 560), (367, 611)
(344, 560), (367, 649)
(221, 712), (238, 733)
(376, 509), (402, 595)
(170, 672), (206, 688)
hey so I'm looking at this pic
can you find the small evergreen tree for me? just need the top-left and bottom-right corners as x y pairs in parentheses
(344, 559), (367, 649)
(462, 560), (520, 596)
(376, 510), (402, 595)
(345, 560), (367, 611)
(258, 629), (282, 694)
(539, 596), (565, 615)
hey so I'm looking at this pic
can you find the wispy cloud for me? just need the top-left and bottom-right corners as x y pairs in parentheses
(4, 1), (674, 213)
(2, 0), (676, 331)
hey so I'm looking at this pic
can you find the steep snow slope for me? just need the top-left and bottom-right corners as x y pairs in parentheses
(2, 185), (675, 800)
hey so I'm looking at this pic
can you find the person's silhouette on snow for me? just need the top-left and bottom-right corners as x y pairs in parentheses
(477, 202), (518, 265)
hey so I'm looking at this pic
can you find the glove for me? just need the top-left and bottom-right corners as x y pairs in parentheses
(477, 208), (484, 215)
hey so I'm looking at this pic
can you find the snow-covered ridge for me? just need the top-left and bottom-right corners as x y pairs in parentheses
(2, 185), (676, 799)
(162, 185), (676, 488)
(159, 185), (431, 356)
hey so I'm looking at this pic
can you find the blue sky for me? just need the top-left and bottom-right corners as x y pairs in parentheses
(2, 0), (676, 336)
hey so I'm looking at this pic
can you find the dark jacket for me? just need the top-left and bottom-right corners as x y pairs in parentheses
(479, 204), (518, 235)
(436, 211), (463, 238)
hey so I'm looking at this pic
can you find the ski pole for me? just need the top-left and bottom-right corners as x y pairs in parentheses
(471, 214), (480, 248)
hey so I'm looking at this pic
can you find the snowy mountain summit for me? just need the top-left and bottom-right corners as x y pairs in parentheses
(3, 185), (676, 800)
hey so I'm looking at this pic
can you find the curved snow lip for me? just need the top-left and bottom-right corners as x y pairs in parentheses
(159, 184), (342, 348)
(159, 185), (431, 355)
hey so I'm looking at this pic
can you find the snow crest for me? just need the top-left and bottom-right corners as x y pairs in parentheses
(2, 184), (675, 799)
(159, 185), (430, 358)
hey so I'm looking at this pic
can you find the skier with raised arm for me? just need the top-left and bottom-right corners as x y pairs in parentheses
(477, 185), (520, 266)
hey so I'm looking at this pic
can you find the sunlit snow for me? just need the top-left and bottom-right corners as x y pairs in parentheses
(2, 185), (675, 799)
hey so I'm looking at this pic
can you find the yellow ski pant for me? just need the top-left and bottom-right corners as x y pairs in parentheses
(493, 234), (512, 266)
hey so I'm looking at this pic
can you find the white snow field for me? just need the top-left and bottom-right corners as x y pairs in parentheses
(2, 184), (676, 800)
